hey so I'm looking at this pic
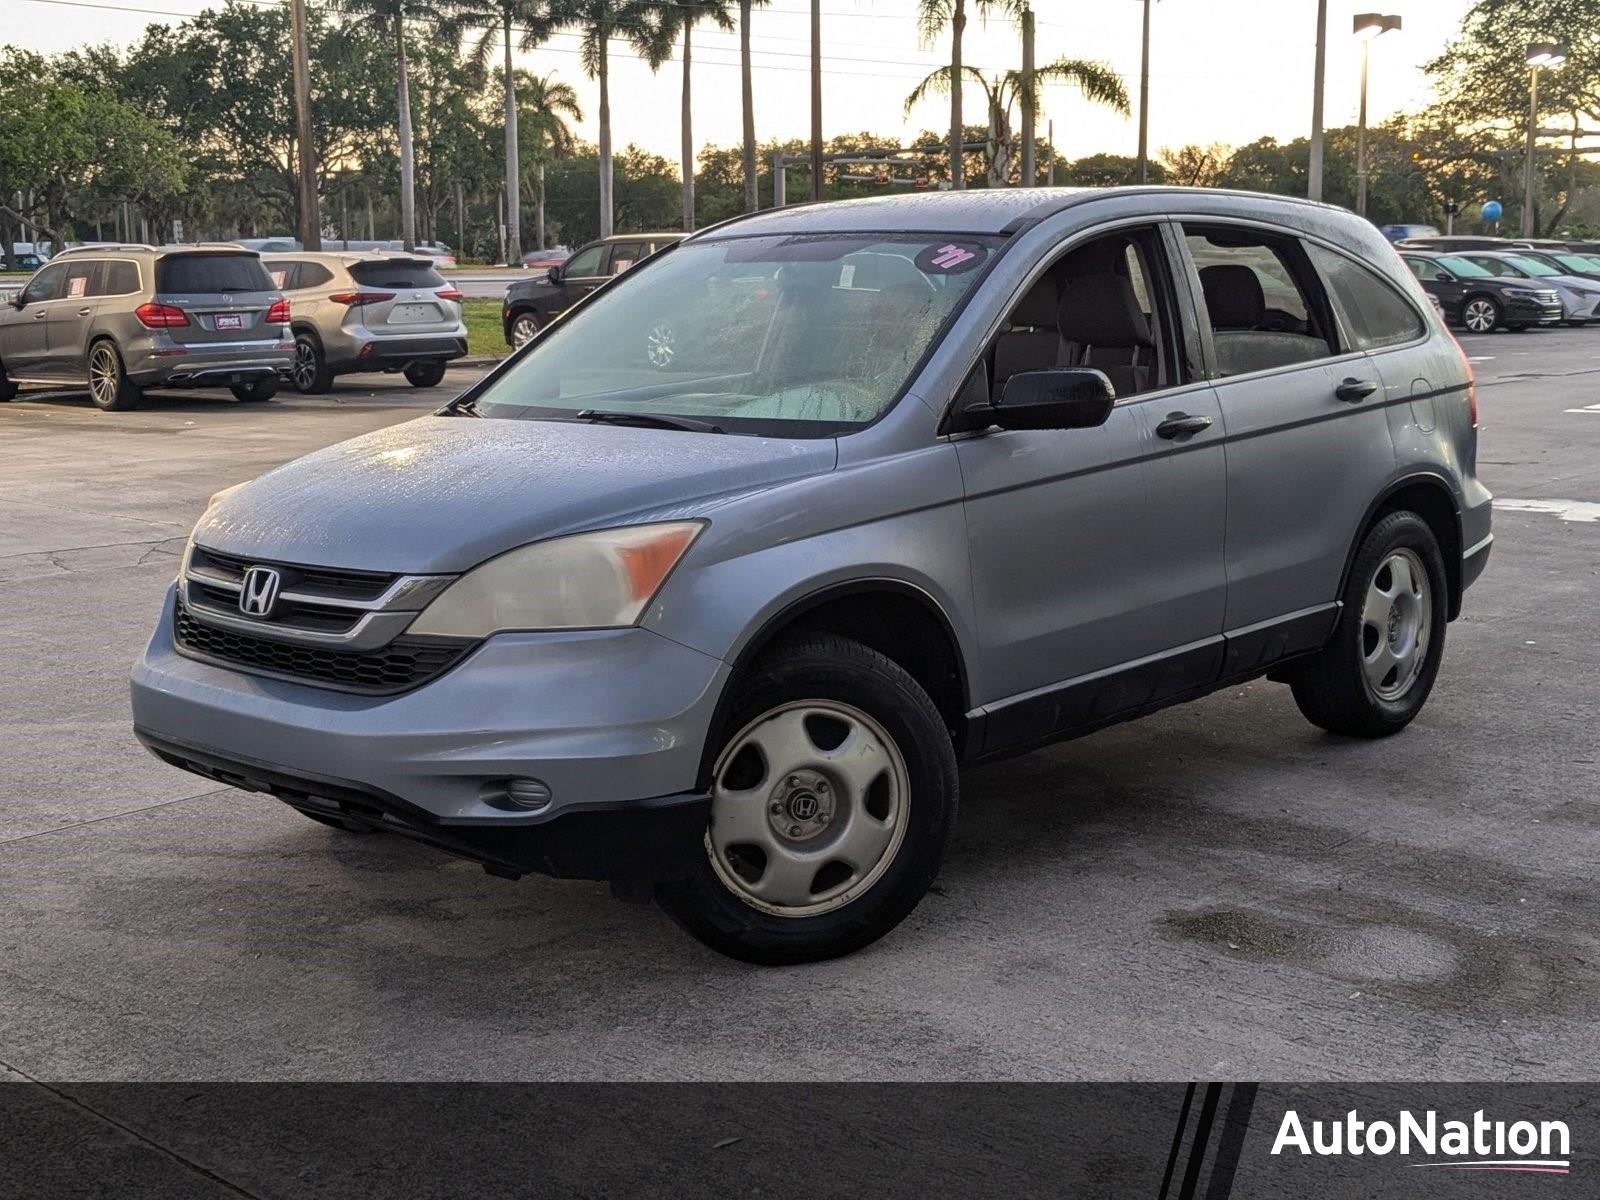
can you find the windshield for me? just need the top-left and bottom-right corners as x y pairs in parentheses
(1504, 254), (1560, 277)
(470, 233), (1000, 436)
(1556, 253), (1599, 273)
(1437, 255), (1492, 278)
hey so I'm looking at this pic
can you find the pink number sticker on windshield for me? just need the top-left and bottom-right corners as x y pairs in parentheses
(915, 242), (987, 275)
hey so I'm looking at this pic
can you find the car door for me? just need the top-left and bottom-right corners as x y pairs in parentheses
(2, 262), (66, 378)
(956, 221), (1228, 753)
(45, 258), (103, 379)
(1178, 221), (1397, 646)
(552, 241), (608, 314)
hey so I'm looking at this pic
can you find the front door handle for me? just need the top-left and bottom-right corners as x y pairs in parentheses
(1155, 413), (1213, 439)
(32, 310), (46, 319)
(1336, 378), (1379, 403)
(77, 307), (92, 317)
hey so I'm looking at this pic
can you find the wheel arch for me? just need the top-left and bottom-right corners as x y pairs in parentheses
(1340, 472), (1464, 620)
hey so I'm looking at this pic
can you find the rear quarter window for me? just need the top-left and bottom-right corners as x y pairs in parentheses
(158, 254), (273, 294)
(349, 260), (447, 289)
(1307, 245), (1426, 350)
(102, 261), (140, 296)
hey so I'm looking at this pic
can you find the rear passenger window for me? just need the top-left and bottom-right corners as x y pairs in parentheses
(265, 262), (301, 290)
(63, 261), (99, 300)
(299, 263), (334, 288)
(158, 254), (272, 294)
(101, 261), (139, 296)
(1184, 227), (1337, 377)
(1307, 245), (1425, 349)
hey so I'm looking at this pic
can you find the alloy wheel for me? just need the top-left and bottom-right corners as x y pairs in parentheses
(1462, 299), (1497, 333)
(511, 315), (539, 347)
(706, 700), (909, 918)
(1360, 548), (1432, 701)
(89, 345), (120, 407)
(291, 340), (319, 390)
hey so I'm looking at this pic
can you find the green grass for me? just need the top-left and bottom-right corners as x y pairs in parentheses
(461, 298), (507, 359)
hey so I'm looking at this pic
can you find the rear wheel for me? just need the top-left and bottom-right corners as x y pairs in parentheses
(403, 360), (447, 388)
(87, 340), (142, 411)
(656, 634), (958, 964)
(1460, 295), (1501, 333)
(288, 332), (333, 394)
(1289, 511), (1448, 738)
(230, 376), (278, 402)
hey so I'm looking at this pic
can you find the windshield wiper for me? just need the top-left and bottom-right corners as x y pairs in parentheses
(573, 409), (726, 434)
(443, 397), (479, 417)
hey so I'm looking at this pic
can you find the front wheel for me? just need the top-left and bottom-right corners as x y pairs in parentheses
(1289, 511), (1448, 738)
(1460, 295), (1501, 334)
(230, 376), (278, 402)
(403, 360), (447, 388)
(508, 311), (540, 347)
(87, 340), (142, 411)
(656, 634), (958, 964)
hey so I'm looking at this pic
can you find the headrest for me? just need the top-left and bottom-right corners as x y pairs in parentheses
(1199, 264), (1266, 329)
(1009, 274), (1060, 328)
(1056, 273), (1153, 348)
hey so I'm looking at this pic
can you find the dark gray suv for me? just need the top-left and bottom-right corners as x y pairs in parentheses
(0, 244), (292, 410)
(132, 189), (1491, 963)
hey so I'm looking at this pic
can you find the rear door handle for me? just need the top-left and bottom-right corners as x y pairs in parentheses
(1155, 413), (1213, 439)
(32, 310), (46, 319)
(1336, 378), (1379, 403)
(77, 307), (92, 316)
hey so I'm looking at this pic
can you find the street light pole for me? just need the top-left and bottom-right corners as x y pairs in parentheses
(1021, 4), (1036, 185)
(289, 0), (321, 250)
(1136, 0), (1152, 184)
(1353, 14), (1401, 219)
(1524, 43), (1568, 237)
(810, 0), (824, 202)
(1308, 0), (1328, 201)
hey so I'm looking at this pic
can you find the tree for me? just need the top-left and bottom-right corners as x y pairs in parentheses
(455, 0), (558, 262)
(1060, 152), (1164, 188)
(514, 70), (583, 248)
(552, 0), (671, 238)
(737, 0), (771, 213)
(906, 59), (1127, 186)
(1157, 143), (1229, 188)
(914, 0), (1025, 190)
(659, 0), (735, 230)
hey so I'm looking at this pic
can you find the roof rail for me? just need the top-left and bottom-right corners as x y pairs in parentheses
(54, 243), (155, 256)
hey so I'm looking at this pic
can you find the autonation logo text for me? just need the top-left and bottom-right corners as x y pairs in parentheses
(1272, 1109), (1572, 1175)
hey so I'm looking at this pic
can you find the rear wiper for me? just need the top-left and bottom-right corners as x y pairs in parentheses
(573, 409), (725, 434)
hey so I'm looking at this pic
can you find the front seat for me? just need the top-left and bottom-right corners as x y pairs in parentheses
(992, 273), (1060, 391)
(1056, 273), (1154, 396)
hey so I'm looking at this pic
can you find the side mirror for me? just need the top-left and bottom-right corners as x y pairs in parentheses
(546, 265), (562, 284)
(985, 368), (1117, 432)
(11, 293), (26, 310)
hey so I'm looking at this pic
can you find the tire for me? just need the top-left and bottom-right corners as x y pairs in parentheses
(403, 360), (447, 388)
(86, 339), (142, 411)
(1460, 295), (1501, 334)
(1289, 511), (1449, 738)
(656, 633), (959, 965)
(0, 360), (16, 401)
(508, 311), (540, 347)
(230, 376), (278, 402)
(288, 332), (333, 394)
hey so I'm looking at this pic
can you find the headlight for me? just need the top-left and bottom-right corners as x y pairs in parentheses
(407, 521), (704, 637)
(1501, 288), (1536, 298)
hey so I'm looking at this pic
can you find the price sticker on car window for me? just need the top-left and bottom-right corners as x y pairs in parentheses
(68, 275), (88, 298)
(915, 242), (988, 275)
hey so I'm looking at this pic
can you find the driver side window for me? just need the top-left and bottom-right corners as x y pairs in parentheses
(563, 244), (605, 278)
(21, 264), (66, 305)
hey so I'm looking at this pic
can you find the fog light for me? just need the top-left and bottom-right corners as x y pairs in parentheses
(499, 778), (552, 812)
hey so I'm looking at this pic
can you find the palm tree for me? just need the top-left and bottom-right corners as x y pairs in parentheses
(456, 0), (558, 263)
(552, 0), (671, 238)
(515, 70), (582, 249)
(738, 0), (771, 213)
(342, 0), (463, 250)
(660, 0), (735, 231)
(905, 59), (1128, 186)
(914, 0), (1025, 190)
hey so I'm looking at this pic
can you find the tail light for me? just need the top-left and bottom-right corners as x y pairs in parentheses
(436, 288), (464, 301)
(134, 302), (189, 328)
(1448, 332), (1479, 427)
(329, 291), (396, 306)
(265, 299), (291, 324)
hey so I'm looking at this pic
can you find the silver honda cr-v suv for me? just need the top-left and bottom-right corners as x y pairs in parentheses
(131, 188), (1492, 963)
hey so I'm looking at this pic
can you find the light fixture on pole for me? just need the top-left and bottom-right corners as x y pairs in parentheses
(1352, 13), (1400, 218)
(1523, 41), (1567, 236)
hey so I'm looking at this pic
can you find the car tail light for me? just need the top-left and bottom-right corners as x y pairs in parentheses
(329, 291), (396, 306)
(265, 299), (291, 324)
(1448, 331), (1479, 426)
(134, 302), (189, 328)
(436, 288), (464, 301)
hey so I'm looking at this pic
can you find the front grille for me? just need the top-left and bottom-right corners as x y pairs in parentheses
(192, 545), (398, 603)
(173, 599), (473, 694)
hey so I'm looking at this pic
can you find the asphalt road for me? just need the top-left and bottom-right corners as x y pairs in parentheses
(1, 329), (1596, 1082)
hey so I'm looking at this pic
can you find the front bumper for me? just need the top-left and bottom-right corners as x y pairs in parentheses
(1501, 296), (1563, 325)
(131, 585), (729, 875)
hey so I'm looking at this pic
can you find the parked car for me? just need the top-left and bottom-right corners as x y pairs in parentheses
(0, 243), (291, 409)
(1398, 250), (1562, 332)
(502, 232), (683, 347)
(520, 247), (571, 270)
(1378, 223), (1440, 243)
(1501, 247), (1600, 283)
(7, 253), (46, 271)
(1396, 236), (1512, 253)
(132, 188), (1491, 963)
(263, 251), (468, 393)
(1449, 251), (1600, 326)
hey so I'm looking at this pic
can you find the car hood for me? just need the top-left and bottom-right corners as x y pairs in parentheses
(193, 414), (838, 573)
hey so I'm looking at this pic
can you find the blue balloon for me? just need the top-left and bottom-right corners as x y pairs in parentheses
(1482, 200), (1504, 222)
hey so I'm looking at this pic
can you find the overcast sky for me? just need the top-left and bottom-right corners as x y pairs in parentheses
(13, 0), (1475, 163)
